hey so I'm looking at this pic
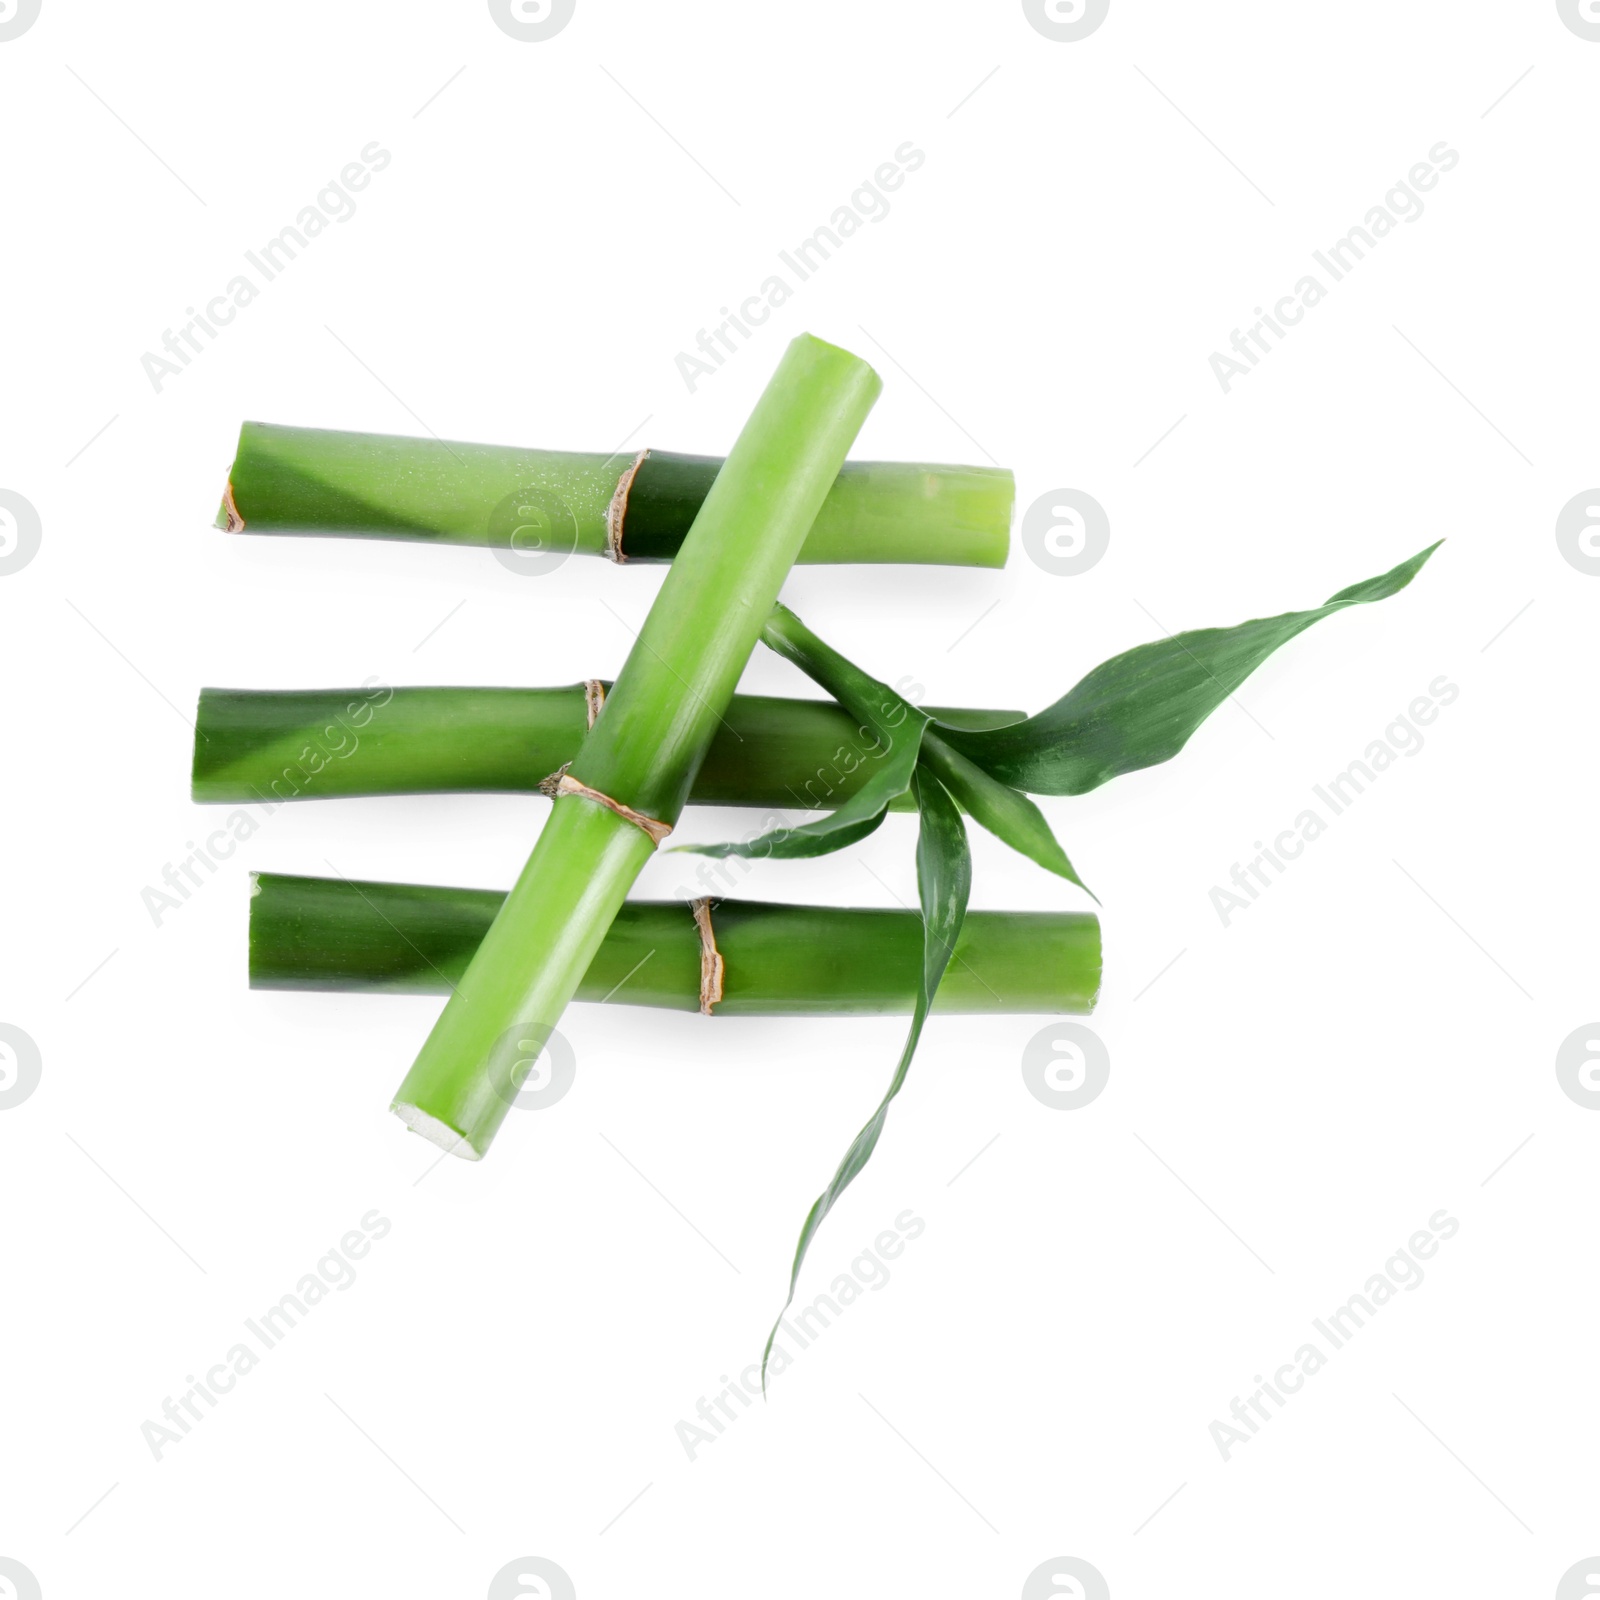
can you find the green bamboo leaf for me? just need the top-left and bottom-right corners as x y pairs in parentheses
(936, 542), (1442, 796)
(672, 698), (925, 862)
(672, 793), (891, 861)
(757, 603), (1094, 892)
(761, 603), (930, 748)
(919, 730), (1094, 899)
(761, 766), (970, 1391)
(674, 600), (931, 862)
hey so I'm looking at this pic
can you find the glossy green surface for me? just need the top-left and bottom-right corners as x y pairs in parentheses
(220, 424), (1012, 566)
(568, 339), (882, 826)
(405, 801), (655, 1153)
(223, 422), (620, 553)
(761, 763), (972, 1389)
(392, 334), (882, 1158)
(190, 685), (1021, 809)
(623, 450), (1011, 566)
(939, 542), (1444, 794)
(249, 873), (1102, 1016)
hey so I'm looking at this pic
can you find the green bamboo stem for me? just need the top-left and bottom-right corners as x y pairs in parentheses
(392, 334), (883, 1160)
(191, 685), (1023, 811)
(218, 421), (1011, 567)
(251, 873), (1102, 1016)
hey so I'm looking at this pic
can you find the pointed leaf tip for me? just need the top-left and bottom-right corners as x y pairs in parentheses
(937, 542), (1444, 797)
(758, 769), (970, 1392)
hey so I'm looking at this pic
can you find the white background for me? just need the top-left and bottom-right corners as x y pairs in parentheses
(2, 2), (1596, 1596)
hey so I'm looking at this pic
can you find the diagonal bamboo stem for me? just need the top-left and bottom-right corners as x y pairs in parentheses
(391, 334), (884, 1160)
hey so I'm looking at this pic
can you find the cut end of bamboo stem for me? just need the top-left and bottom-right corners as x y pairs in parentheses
(392, 1101), (483, 1161)
(217, 480), (245, 533)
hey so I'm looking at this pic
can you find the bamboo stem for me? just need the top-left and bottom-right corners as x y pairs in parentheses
(219, 422), (1011, 568)
(391, 334), (883, 1159)
(191, 685), (1023, 810)
(251, 873), (1102, 1016)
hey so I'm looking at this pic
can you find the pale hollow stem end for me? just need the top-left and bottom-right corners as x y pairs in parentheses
(392, 1101), (483, 1161)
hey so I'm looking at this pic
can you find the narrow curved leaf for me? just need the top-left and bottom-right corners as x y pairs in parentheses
(672, 791), (891, 862)
(674, 600), (931, 863)
(920, 730), (1094, 900)
(937, 542), (1442, 796)
(672, 684), (924, 862)
(761, 766), (970, 1391)
(761, 603), (930, 749)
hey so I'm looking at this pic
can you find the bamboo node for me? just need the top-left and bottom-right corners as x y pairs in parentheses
(604, 448), (649, 563)
(583, 679), (607, 729)
(691, 897), (725, 1016)
(549, 771), (672, 846)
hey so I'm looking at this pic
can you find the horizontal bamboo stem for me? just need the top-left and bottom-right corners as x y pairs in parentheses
(219, 422), (1011, 568)
(251, 873), (1102, 1016)
(191, 685), (1024, 811)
